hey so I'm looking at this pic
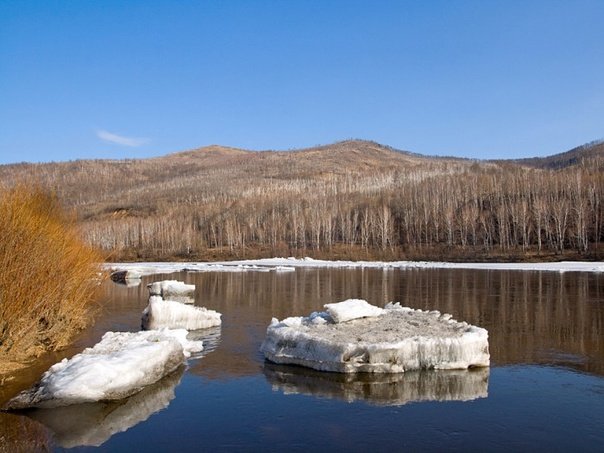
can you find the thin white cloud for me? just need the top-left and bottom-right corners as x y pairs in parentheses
(96, 129), (150, 147)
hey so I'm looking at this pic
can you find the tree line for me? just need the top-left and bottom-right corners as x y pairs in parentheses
(79, 160), (603, 259)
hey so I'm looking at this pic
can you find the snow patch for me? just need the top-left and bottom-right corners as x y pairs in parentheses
(324, 299), (384, 323)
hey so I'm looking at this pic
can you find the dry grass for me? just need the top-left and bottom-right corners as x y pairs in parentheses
(0, 184), (105, 365)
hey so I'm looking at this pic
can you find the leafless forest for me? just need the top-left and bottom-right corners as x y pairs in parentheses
(2, 140), (603, 261)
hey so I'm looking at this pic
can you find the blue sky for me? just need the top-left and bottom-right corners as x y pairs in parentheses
(1, 0), (603, 164)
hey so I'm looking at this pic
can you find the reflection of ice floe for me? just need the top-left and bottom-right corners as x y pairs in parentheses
(142, 296), (222, 330)
(24, 366), (185, 448)
(5, 329), (203, 409)
(261, 300), (490, 373)
(186, 326), (222, 359)
(0, 412), (52, 451)
(264, 363), (489, 406)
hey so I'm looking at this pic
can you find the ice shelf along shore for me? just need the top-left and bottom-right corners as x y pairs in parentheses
(260, 299), (490, 373)
(106, 258), (604, 277)
(5, 329), (203, 409)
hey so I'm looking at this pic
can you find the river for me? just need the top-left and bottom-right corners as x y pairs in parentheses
(1, 267), (603, 451)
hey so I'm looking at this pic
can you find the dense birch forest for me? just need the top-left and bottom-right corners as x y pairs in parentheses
(2, 140), (603, 260)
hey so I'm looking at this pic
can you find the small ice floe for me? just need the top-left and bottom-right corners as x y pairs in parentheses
(261, 300), (490, 373)
(5, 329), (203, 409)
(110, 270), (142, 286)
(274, 266), (296, 272)
(141, 296), (222, 331)
(264, 363), (489, 406)
(147, 280), (195, 304)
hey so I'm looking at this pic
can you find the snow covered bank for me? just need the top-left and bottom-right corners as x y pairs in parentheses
(261, 300), (490, 373)
(107, 258), (604, 276)
(142, 296), (222, 330)
(264, 364), (489, 406)
(5, 329), (203, 409)
(24, 366), (184, 448)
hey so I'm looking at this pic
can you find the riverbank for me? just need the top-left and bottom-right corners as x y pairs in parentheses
(110, 244), (604, 264)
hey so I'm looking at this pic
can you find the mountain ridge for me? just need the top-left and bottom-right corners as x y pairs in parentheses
(2, 138), (602, 169)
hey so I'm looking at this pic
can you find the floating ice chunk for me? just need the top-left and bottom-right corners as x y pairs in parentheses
(5, 329), (203, 409)
(261, 300), (490, 373)
(324, 299), (384, 323)
(274, 266), (296, 272)
(110, 269), (142, 284)
(141, 296), (222, 330)
(264, 363), (489, 406)
(147, 280), (195, 304)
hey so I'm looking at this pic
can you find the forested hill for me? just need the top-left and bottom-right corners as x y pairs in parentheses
(509, 140), (604, 170)
(1, 139), (602, 261)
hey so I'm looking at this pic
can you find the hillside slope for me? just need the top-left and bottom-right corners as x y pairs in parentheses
(1, 139), (602, 261)
(0, 140), (480, 217)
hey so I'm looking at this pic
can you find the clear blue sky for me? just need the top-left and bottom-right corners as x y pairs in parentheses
(1, 0), (603, 164)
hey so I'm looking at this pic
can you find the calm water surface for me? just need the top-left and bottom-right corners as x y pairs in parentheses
(2, 268), (603, 451)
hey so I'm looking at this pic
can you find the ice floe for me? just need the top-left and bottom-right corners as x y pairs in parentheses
(110, 269), (143, 285)
(264, 363), (489, 406)
(148, 280), (195, 304)
(142, 296), (222, 330)
(5, 329), (203, 409)
(261, 300), (490, 373)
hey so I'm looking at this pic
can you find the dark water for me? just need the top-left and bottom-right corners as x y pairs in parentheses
(2, 268), (603, 451)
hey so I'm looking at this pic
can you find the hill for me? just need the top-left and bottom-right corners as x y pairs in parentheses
(510, 140), (604, 169)
(0, 139), (602, 261)
(0, 140), (480, 217)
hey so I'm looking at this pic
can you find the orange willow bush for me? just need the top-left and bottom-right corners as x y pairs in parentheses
(0, 185), (104, 364)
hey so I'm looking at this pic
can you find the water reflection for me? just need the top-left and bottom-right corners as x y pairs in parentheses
(0, 412), (52, 451)
(168, 268), (603, 377)
(21, 366), (185, 448)
(264, 364), (489, 406)
(187, 326), (222, 359)
(1, 266), (602, 451)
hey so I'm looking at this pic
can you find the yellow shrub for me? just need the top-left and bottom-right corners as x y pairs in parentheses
(0, 184), (104, 364)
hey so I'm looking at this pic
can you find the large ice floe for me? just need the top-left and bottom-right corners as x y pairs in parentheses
(261, 299), (490, 373)
(5, 329), (203, 409)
